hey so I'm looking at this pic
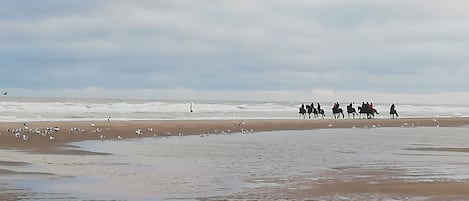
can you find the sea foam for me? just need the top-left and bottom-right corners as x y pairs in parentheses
(0, 97), (468, 122)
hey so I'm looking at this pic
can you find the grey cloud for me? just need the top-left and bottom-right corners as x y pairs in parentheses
(1, 0), (469, 97)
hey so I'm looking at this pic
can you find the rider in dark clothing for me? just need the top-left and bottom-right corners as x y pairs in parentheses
(390, 103), (399, 118)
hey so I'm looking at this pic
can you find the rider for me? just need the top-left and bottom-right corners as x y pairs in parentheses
(333, 102), (339, 110)
(390, 104), (398, 115)
(300, 104), (305, 111)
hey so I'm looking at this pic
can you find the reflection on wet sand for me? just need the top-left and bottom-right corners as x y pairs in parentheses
(202, 165), (469, 200)
(3, 127), (469, 200)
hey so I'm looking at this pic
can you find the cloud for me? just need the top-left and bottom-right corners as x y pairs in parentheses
(1, 1), (469, 103)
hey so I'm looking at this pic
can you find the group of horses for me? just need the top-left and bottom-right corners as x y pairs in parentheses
(299, 102), (396, 119)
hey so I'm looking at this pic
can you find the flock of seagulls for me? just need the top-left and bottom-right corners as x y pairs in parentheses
(3, 118), (441, 143)
(6, 124), (61, 142)
(3, 121), (257, 143)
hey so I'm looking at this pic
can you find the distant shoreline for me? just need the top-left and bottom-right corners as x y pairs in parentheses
(1, 117), (468, 154)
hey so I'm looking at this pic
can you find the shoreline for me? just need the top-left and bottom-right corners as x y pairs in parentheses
(1, 117), (468, 153)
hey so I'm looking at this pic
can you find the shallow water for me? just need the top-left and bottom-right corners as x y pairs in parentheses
(2, 127), (469, 200)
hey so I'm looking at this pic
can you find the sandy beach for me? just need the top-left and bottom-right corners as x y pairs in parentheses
(2, 118), (469, 200)
(1, 118), (466, 152)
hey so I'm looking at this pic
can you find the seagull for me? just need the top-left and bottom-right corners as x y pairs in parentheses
(49, 136), (55, 141)
(2, 91), (7, 96)
(100, 135), (106, 141)
(135, 129), (143, 136)
(117, 135), (123, 140)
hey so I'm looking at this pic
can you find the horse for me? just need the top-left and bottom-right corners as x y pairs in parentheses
(390, 106), (399, 119)
(306, 104), (314, 119)
(358, 106), (379, 119)
(332, 107), (344, 119)
(299, 104), (306, 119)
(347, 104), (358, 118)
(313, 107), (325, 118)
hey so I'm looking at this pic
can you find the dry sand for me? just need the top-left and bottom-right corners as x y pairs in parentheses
(1, 117), (469, 200)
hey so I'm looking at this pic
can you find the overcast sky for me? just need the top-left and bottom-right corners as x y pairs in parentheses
(1, 0), (469, 103)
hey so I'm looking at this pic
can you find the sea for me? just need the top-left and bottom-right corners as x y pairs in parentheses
(0, 97), (469, 122)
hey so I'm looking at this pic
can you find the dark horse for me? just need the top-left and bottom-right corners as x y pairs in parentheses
(306, 103), (325, 119)
(390, 104), (399, 119)
(332, 103), (344, 119)
(306, 104), (313, 119)
(358, 104), (379, 119)
(314, 106), (325, 118)
(299, 104), (306, 119)
(347, 103), (358, 118)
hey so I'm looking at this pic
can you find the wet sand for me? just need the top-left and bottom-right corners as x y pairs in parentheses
(0, 118), (465, 153)
(208, 168), (469, 201)
(2, 117), (469, 200)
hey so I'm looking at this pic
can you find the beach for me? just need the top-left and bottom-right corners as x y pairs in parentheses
(1, 118), (466, 152)
(2, 118), (469, 200)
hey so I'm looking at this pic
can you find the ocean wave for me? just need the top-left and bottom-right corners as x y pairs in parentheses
(0, 97), (468, 122)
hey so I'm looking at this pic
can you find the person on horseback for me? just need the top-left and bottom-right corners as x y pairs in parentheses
(307, 103), (314, 119)
(299, 104), (306, 119)
(347, 102), (357, 118)
(390, 103), (399, 119)
(332, 101), (344, 118)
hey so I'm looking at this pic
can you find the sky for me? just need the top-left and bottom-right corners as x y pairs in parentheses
(1, 0), (469, 104)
